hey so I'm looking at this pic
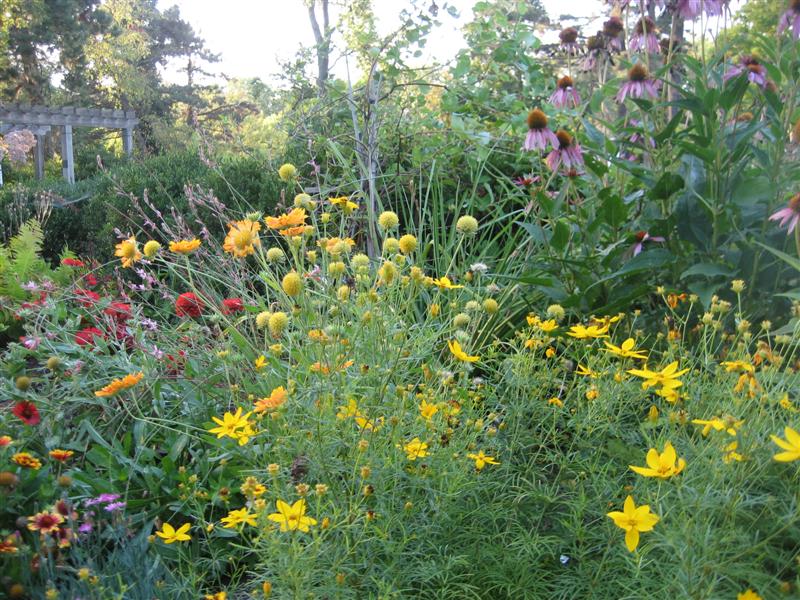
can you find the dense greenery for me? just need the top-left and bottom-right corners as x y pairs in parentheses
(3, 0), (800, 598)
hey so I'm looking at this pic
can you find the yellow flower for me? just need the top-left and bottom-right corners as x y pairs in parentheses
(241, 477), (267, 498)
(737, 590), (762, 600)
(627, 361), (689, 391)
(220, 507), (257, 529)
(448, 340), (479, 363)
(265, 208), (307, 236)
(169, 238), (201, 254)
(329, 196), (358, 212)
(604, 338), (647, 360)
(267, 499), (317, 532)
(378, 211), (399, 230)
(282, 271), (303, 297)
(143, 240), (161, 258)
(431, 276), (463, 289)
(721, 360), (754, 374)
(575, 364), (600, 378)
(155, 522), (191, 544)
(402, 437), (429, 461)
(771, 426), (800, 462)
(337, 398), (360, 420)
(467, 450), (499, 471)
(399, 234), (417, 254)
(538, 319), (558, 333)
(115, 236), (142, 268)
(723, 440), (745, 463)
(223, 220), (261, 258)
(278, 163), (297, 181)
(205, 593), (227, 600)
(95, 372), (144, 397)
(254, 355), (267, 371)
(606, 495), (659, 552)
(629, 442), (686, 478)
(208, 407), (253, 441)
(567, 323), (610, 339)
(547, 397), (563, 407)
(691, 416), (743, 436)
(419, 399), (438, 420)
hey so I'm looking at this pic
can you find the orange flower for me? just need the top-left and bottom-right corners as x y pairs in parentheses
(95, 372), (144, 397)
(0, 435), (12, 447)
(265, 208), (307, 234)
(48, 449), (74, 462)
(27, 511), (64, 534)
(254, 386), (288, 413)
(0, 536), (18, 554)
(169, 238), (202, 254)
(12, 452), (42, 470)
(223, 220), (261, 257)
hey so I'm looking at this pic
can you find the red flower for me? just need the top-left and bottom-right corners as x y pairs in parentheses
(12, 401), (40, 426)
(221, 297), (244, 315)
(75, 327), (106, 347)
(74, 289), (101, 307)
(83, 274), (98, 287)
(61, 258), (85, 268)
(175, 292), (204, 318)
(104, 302), (131, 321)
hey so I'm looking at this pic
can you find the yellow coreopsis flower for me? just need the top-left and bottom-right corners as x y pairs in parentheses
(95, 372), (144, 397)
(629, 442), (686, 478)
(604, 338), (647, 360)
(606, 495), (659, 552)
(336, 398), (360, 420)
(208, 407), (253, 441)
(467, 450), (499, 471)
(721, 360), (755, 374)
(115, 236), (142, 268)
(448, 340), (479, 363)
(254, 355), (267, 371)
(205, 593), (226, 600)
(155, 522), (191, 544)
(567, 323), (610, 339)
(691, 415), (743, 436)
(267, 499), (317, 532)
(329, 196), (359, 213)
(538, 319), (559, 333)
(575, 364), (600, 378)
(419, 399), (438, 420)
(737, 590), (762, 600)
(169, 238), (202, 254)
(627, 361), (689, 391)
(402, 437), (429, 461)
(431, 276), (464, 290)
(771, 426), (800, 462)
(220, 507), (257, 529)
(223, 219), (261, 258)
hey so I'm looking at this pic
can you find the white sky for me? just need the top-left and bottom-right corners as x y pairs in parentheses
(156, 0), (606, 85)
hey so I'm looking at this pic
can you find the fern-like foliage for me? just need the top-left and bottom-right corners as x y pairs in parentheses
(0, 219), (50, 300)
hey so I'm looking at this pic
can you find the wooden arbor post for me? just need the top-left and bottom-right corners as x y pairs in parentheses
(0, 104), (139, 184)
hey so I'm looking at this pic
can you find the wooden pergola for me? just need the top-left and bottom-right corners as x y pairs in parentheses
(0, 104), (138, 184)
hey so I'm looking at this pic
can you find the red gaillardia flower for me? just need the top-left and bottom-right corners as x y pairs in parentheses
(175, 292), (204, 318)
(222, 298), (245, 315)
(74, 289), (101, 307)
(104, 302), (132, 321)
(61, 257), (86, 268)
(75, 327), (106, 347)
(27, 511), (65, 534)
(12, 401), (40, 426)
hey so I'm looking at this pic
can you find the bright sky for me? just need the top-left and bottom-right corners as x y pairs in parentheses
(157, 0), (606, 85)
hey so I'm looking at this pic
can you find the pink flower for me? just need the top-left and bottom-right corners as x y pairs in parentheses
(630, 17), (660, 54)
(779, 0), (800, 39)
(558, 27), (580, 55)
(632, 231), (666, 256)
(20, 336), (41, 350)
(617, 64), (659, 102)
(723, 55), (768, 89)
(550, 76), (581, 109)
(546, 130), (584, 173)
(602, 17), (625, 52)
(769, 193), (800, 234)
(523, 108), (559, 152)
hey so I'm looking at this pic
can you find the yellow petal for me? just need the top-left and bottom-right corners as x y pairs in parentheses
(624, 528), (640, 552)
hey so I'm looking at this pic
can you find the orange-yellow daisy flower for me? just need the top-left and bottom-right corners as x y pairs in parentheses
(95, 372), (144, 397)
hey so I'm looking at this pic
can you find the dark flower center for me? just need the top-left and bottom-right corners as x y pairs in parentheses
(556, 130), (573, 149)
(527, 108), (548, 130)
(557, 75), (574, 90)
(792, 0), (800, 12)
(586, 34), (604, 51)
(635, 17), (656, 36)
(560, 27), (578, 44)
(789, 193), (800, 212)
(629, 64), (649, 82)
(603, 17), (623, 36)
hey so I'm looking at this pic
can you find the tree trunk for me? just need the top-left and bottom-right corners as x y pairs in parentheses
(307, 0), (331, 96)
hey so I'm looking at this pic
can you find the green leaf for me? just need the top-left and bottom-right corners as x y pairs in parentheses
(550, 220), (570, 251)
(680, 262), (735, 279)
(649, 173), (684, 201)
(600, 190), (627, 228)
(756, 242), (800, 272)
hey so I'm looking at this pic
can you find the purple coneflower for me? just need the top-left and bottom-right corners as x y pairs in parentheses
(603, 17), (625, 52)
(632, 231), (665, 256)
(523, 109), (559, 152)
(104, 502), (126, 512)
(559, 27), (581, 54)
(582, 34), (605, 71)
(513, 174), (540, 187)
(550, 76), (581, 109)
(630, 17), (660, 54)
(617, 64), (659, 102)
(675, 0), (728, 20)
(769, 193), (800, 234)
(779, 0), (800, 39)
(546, 130), (584, 173)
(723, 56), (768, 89)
